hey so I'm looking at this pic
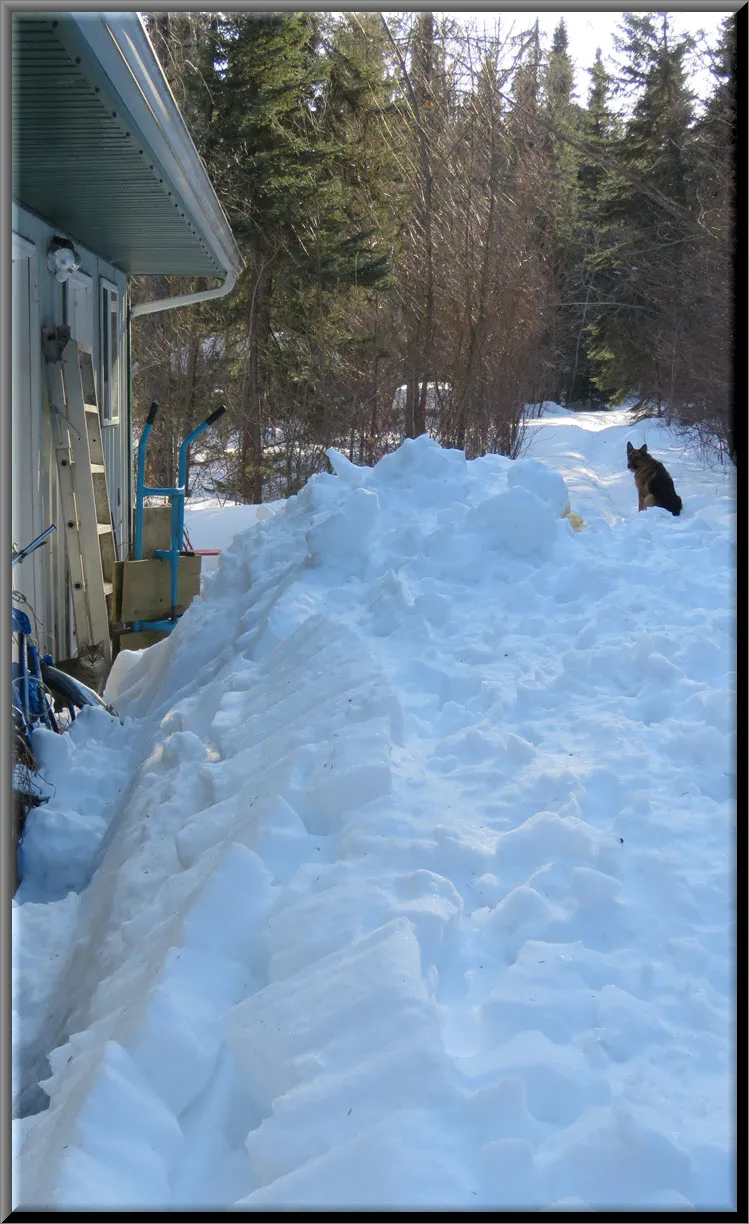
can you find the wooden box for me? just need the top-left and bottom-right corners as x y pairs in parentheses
(115, 628), (170, 654)
(115, 554), (202, 624)
(132, 505), (174, 558)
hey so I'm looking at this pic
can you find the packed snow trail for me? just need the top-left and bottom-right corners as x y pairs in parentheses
(13, 407), (735, 1210)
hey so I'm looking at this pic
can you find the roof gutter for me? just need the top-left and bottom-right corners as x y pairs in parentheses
(130, 268), (237, 319)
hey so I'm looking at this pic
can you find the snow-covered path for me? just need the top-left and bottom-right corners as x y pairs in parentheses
(13, 408), (736, 1210)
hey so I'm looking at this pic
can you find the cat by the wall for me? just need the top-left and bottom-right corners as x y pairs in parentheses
(53, 641), (108, 695)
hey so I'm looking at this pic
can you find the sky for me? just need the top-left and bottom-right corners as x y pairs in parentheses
(456, 10), (732, 101)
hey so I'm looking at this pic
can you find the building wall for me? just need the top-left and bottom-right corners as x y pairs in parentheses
(11, 203), (130, 659)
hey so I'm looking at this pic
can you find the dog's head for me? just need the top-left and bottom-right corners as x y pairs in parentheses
(626, 441), (648, 471)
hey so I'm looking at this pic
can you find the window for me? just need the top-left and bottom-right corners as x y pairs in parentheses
(100, 281), (120, 425)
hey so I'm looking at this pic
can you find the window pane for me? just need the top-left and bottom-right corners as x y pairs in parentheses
(101, 285), (120, 425)
(101, 290), (110, 419)
(110, 294), (119, 423)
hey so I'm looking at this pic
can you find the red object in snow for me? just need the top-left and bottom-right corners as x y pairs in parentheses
(183, 527), (220, 556)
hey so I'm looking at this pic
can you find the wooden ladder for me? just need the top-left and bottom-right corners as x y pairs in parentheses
(42, 326), (115, 665)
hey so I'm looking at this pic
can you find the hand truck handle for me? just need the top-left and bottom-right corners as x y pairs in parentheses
(204, 404), (227, 429)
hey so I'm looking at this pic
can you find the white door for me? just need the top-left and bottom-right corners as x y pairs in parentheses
(11, 234), (44, 634)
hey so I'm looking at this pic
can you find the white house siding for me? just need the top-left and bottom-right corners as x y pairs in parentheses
(11, 204), (129, 659)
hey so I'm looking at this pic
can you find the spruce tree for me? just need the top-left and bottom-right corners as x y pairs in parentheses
(198, 13), (391, 500)
(668, 13), (736, 457)
(586, 13), (696, 410)
(565, 49), (620, 408)
(540, 19), (587, 404)
(315, 14), (400, 463)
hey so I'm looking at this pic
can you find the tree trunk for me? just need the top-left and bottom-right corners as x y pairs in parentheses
(413, 13), (435, 440)
(405, 361), (418, 439)
(239, 264), (270, 505)
(182, 312), (202, 501)
(417, 378), (428, 436)
(456, 130), (499, 451)
(368, 346), (380, 465)
(381, 14), (435, 441)
(568, 279), (592, 403)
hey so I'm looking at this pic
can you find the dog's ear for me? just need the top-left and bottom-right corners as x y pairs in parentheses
(626, 441), (633, 455)
(641, 443), (647, 453)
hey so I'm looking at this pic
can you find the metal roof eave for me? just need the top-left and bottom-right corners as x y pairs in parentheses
(55, 12), (243, 280)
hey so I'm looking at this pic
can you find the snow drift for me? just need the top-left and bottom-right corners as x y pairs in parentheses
(13, 407), (736, 1210)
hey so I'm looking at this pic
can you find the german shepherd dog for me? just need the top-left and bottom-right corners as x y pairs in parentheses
(626, 442), (682, 516)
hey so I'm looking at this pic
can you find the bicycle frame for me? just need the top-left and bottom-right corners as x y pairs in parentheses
(12, 605), (58, 735)
(12, 525), (58, 736)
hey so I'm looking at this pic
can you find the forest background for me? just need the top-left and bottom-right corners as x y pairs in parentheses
(131, 10), (737, 505)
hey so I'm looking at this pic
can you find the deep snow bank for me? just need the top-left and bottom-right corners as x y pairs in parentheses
(183, 498), (281, 552)
(14, 411), (735, 1210)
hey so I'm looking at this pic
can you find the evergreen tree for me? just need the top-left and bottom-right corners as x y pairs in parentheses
(565, 49), (620, 407)
(315, 14), (401, 464)
(587, 13), (696, 410)
(204, 13), (389, 500)
(539, 19), (587, 403)
(578, 49), (620, 203)
(666, 12), (736, 457)
(379, 11), (444, 439)
(132, 10), (735, 493)
(542, 20), (580, 249)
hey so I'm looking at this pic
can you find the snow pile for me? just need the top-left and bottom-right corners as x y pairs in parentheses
(183, 498), (280, 553)
(184, 499), (282, 576)
(13, 707), (143, 1119)
(13, 408), (736, 1210)
(19, 709), (135, 900)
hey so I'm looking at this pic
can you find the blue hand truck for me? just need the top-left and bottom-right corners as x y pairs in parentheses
(132, 401), (226, 633)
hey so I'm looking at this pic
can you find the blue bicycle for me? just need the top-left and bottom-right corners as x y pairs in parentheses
(12, 526), (115, 846)
(12, 527), (59, 748)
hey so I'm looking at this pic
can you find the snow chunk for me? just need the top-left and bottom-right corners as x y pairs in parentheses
(305, 487), (380, 574)
(468, 486), (559, 556)
(326, 447), (369, 488)
(508, 458), (570, 517)
(224, 918), (432, 1112)
(372, 434), (440, 481)
(104, 648), (145, 703)
(238, 1107), (472, 1207)
(540, 1097), (693, 1207)
(14, 1039), (183, 1209)
(297, 717), (392, 831)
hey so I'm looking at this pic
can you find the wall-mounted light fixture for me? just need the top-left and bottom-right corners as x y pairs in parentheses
(48, 237), (80, 283)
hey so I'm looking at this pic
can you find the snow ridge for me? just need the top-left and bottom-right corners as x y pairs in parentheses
(14, 410), (735, 1210)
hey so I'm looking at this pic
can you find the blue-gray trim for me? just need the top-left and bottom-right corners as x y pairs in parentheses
(12, 12), (243, 279)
